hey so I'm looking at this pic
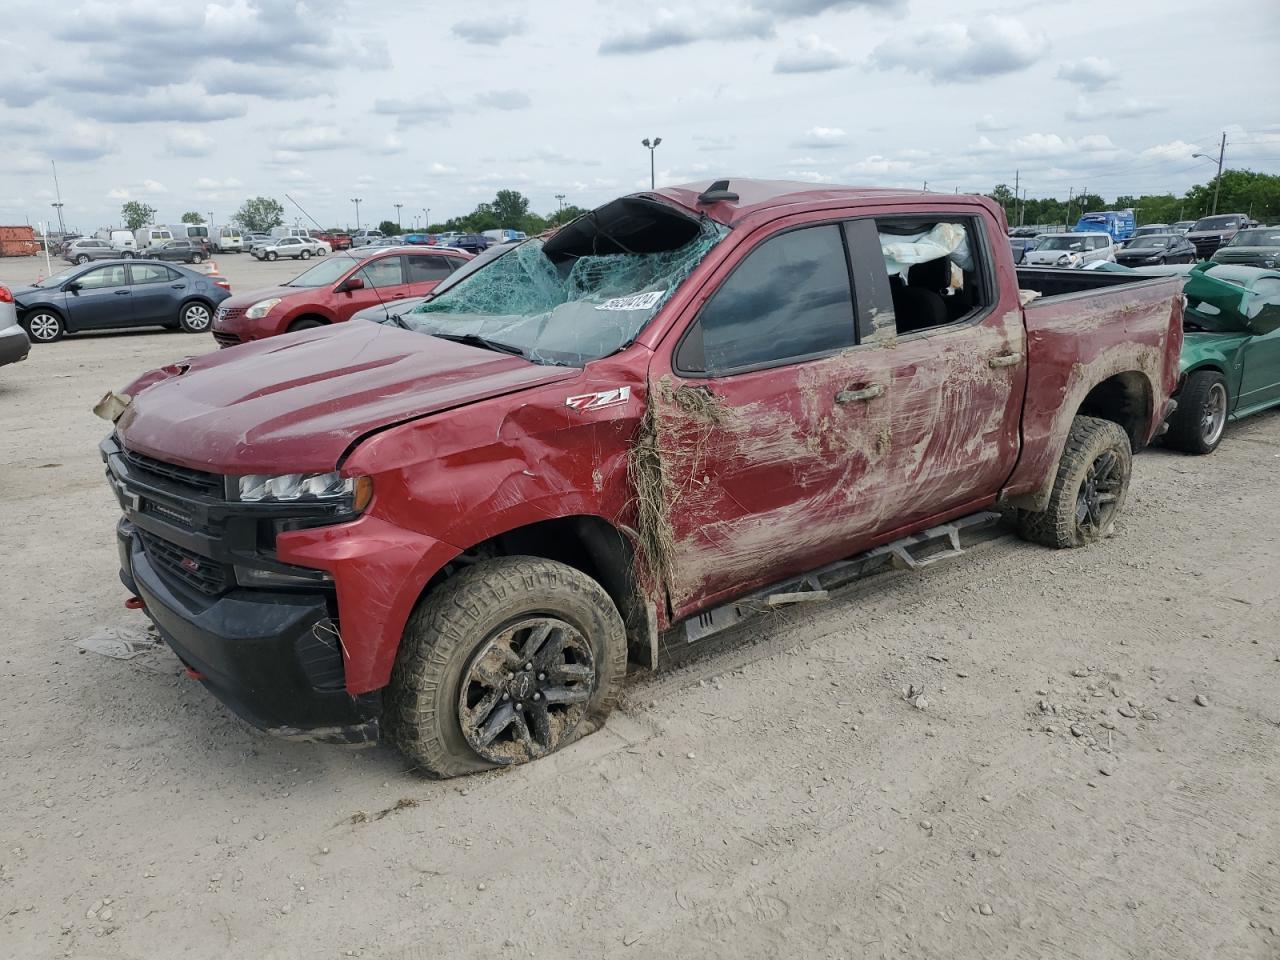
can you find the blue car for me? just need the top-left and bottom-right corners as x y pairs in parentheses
(12, 259), (232, 343)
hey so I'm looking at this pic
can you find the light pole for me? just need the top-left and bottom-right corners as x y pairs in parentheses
(207, 210), (214, 227)
(350, 197), (363, 231)
(50, 202), (65, 236)
(423, 208), (430, 230)
(641, 137), (662, 190)
(555, 193), (566, 222)
(1192, 132), (1227, 215)
(394, 203), (403, 233)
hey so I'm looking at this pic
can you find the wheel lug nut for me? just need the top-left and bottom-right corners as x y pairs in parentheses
(537, 672), (546, 681)
(533, 692), (541, 701)
(524, 662), (533, 671)
(516, 702), (524, 709)
(506, 672), (514, 681)
(502, 692), (510, 700)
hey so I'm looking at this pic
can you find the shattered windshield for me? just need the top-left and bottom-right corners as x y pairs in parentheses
(403, 198), (726, 366)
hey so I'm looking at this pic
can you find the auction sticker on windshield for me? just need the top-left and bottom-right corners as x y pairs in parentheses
(595, 290), (665, 311)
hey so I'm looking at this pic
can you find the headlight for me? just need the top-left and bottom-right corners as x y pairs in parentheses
(1056, 254), (1071, 265)
(1144, 256), (1160, 262)
(1265, 259), (1277, 267)
(246, 297), (282, 319)
(237, 471), (372, 508)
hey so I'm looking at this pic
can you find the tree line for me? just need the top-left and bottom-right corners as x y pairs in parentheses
(989, 169), (1280, 228)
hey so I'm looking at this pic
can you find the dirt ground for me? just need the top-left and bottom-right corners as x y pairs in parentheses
(1, 253), (1278, 959)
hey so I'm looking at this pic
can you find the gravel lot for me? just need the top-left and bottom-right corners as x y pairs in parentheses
(1, 252), (1278, 959)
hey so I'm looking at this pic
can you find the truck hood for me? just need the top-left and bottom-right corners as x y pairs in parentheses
(216, 285), (302, 311)
(116, 320), (580, 474)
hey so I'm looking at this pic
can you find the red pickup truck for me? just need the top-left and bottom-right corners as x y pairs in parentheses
(100, 181), (1182, 776)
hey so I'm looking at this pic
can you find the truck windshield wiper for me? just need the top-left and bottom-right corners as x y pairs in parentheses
(380, 311), (412, 330)
(430, 332), (525, 357)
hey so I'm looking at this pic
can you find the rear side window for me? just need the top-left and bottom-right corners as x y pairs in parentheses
(871, 216), (992, 335)
(406, 254), (457, 282)
(358, 256), (404, 288)
(77, 265), (129, 289)
(676, 224), (854, 375)
(131, 264), (174, 285)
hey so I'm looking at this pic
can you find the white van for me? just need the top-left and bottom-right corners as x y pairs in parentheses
(134, 226), (174, 250)
(167, 223), (211, 244)
(213, 227), (244, 254)
(94, 228), (138, 252)
(270, 226), (313, 240)
(1022, 232), (1117, 268)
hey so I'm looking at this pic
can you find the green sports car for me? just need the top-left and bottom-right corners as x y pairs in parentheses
(1164, 263), (1280, 453)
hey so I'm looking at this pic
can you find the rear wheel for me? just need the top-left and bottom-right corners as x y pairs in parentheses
(1165, 370), (1228, 454)
(386, 557), (626, 778)
(23, 310), (64, 343)
(1018, 416), (1132, 549)
(178, 301), (212, 333)
(75, 254), (90, 264)
(121, 251), (134, 259)
(300, 250), (311, 260)
(191, 253), (203, 264)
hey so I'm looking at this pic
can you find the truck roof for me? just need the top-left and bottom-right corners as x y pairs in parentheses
(645, 179), (999, 229)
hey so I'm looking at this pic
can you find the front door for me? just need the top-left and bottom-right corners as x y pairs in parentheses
(651, 220), (897, 616)
(128, 263), (179, 326)
(65, 264), (134, 329)
(1237, 277), (1280, 410)
(335, 256), (412, 320)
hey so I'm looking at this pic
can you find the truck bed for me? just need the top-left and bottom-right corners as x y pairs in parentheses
(1016, 266), (1171, 301)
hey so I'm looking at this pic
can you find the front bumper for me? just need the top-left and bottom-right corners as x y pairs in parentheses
(0, 326), (31, 366)
(118, 519), (381, 742)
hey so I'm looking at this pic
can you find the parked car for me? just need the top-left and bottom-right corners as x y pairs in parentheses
(401, 233), (432, 245)
(149, 239), (208, 264)
(1130, 224), (1171, 241)
(65, 237), (132, 264)
(1172, 221), (1197, 235)
(252, 236), (326, 261)
(1186, 213), (1251, 259)
(133, 227), (174, 250)
(100, 180), (1183, 773)
(482, 228), (528, 244)
(1210, 227), (1280, 268)
(350, 241), (523, 326)
(1008, 236), (1037, 264)
(12, 260), (231, 342)
(350, 229), (385, 247)
(1114, 233), (1197, 266)
(312, 231), (351, 251)
(94, 229), (139, 254)
(212, 246), (472, 345)
(1163, 263), (1280, 453)
(0, 284), (32, 369)
(1022, 232), (1116, 268)
(450, 233), (491, 254)
(213, 228), (244, 254)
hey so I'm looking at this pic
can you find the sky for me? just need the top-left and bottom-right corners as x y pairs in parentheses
(2, 0), (1278, 233)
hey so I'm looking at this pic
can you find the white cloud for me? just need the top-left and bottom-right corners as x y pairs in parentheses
(1065, 96), (1164, 122)
(1140, 140), (1199, 162)
(844, 154), (915, 175)
(380, 133), (404, 155)
(782, 170), (835, 183)
(165, 128), (216, 157)
(974, 132), (1120, 160)
(193, 177), (242, 191)
(976, 114), (1011, 133)
(1056, 56), (1118, 90)
(795, 126), (848, 148)
(774, 35), (849, 73)
(273, 126), (347, 152)
(871, 16), (1048, 82)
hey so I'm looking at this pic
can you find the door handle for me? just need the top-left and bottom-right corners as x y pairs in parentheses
(170, 283), (186, 289)
(988, 352), (1023, 368)
(835, 383), (884, 404)
(114, 289), (130, 295)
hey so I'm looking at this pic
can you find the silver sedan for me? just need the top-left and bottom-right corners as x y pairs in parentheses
(251, 236), (327, 261)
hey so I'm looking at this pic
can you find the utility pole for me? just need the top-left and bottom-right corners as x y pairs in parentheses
(1066, 187), (1074, 228)
(922, 180), (928, 191)
(1013, 169), (1019, 224)
(208, 210), (215, 228)
(50, 161), (66, 235)
(1020, 188), (1027, 227)
(555, 193), (565, 215)
(394, 203), (403, 232)
(1212, 131), (1226, 215)
(641, 137), (662, 190)
(350, 197), (362, 230)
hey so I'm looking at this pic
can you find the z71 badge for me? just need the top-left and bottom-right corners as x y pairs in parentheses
(565, 386), (631, 411)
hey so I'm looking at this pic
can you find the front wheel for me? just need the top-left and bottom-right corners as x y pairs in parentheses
(191, 253), (203, 264)
(267, 251), (278, 261)
(1165, 370), (1228, 454)
(300, 250), (311, 260)
(178, 301), (212, 333)
(1017, 416), (1132, 549)
(386, 557), (627, 778)
(23, 310), (65, 342)
(121, 251), (134, 259)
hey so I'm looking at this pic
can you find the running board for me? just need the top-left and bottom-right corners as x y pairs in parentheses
(680, 511), (1004, 646)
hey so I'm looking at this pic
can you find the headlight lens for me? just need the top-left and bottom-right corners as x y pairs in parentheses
(237, 471), (370, 506)
(1056, 254), (1071, 265)
(246, 297), (282, 319)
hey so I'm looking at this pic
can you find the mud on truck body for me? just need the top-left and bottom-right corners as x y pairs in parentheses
(99, 180), (1184, 777)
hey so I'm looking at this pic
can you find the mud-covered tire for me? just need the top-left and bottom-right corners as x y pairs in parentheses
(386, 557), (627, 778)
(1017, 415), (1132, 549)
(1164, 370), (1228, 455)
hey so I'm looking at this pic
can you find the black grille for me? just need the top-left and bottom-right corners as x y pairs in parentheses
(139, 532), (229, 596)
(145, 498), (194, 528)
(124, 448), (223, 498)
(213, 331), (242, 349)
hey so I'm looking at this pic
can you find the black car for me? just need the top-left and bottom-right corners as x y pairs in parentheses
(1113, 233), (1197, 267)
(12, 260), (232, 343)
(449, 233), (492, 255)
(1211, 227), (1280, 269)
(149, 239), (209, 264)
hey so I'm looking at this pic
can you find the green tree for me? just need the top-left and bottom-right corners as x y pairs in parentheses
(180, 211), (203, 224)
(120, 201), (157, 231)
(492, 189), (530, 227)
(548, 204), (587, 227)
(232, 196), (284, 233)
(377, 219), (400, 236)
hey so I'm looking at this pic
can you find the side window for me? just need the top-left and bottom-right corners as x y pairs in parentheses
(131, 264), (173, 285)
(77, 265), (128, 289)
(1251, 278), (1280, 298)
(406, 254), (454, 282)
(873, 216), (992, 335)
(676, 224), (854, 375)
(358, 256), (405, 288)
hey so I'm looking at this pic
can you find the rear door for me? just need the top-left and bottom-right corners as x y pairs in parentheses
(64, 264), (134, 329)
(1238, 277), (1280, 409)
(404, 253), (457, 296)
(128, 263), (180, 325)
(651, 218), (897, 615)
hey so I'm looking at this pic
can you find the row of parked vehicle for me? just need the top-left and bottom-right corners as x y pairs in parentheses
(1008, 213), (1272, 270)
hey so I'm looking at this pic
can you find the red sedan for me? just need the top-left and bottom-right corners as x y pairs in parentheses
(211, 246), (471, 346)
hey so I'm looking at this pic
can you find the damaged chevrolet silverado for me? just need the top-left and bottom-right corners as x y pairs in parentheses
(99, 180), (1184, 777)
